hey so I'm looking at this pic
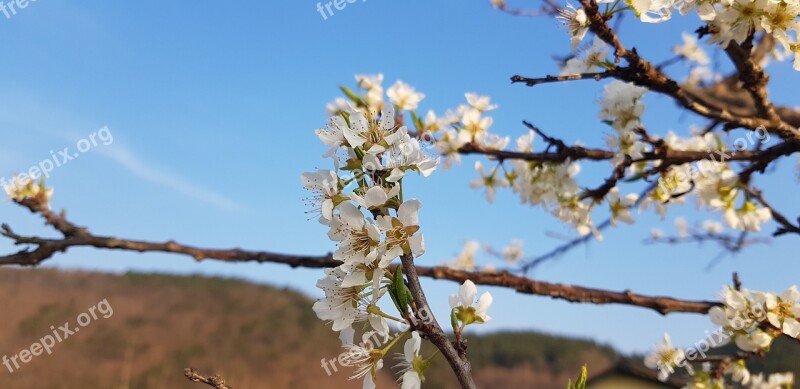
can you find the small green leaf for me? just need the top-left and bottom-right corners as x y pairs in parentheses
(388, 267), (412, 317)
(339, 86), (365, 107)
(567, 365), (588, 389)
(411, 111), (424, 132)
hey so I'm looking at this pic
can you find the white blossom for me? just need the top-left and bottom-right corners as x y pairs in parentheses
(388, 81), (426, 110)
(644, 333), (691, 381)
(674, 32), (710, 65)
(449, 280), (493, 325)
(470, 161), (509, 203)
(465, 93), (498, 112)
(396, 331), (426, 389)
(557, 4), (590, 49)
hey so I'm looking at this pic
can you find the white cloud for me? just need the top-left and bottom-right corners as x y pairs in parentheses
(96, 146), (242, 211)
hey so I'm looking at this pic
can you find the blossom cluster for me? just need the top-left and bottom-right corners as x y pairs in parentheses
(446, 239), (525, 272)
(460, 78), (771, 238)
(334, 75), (771, 240)
(555, 0), (800, 70)
(306, 75), (493, 389)
(345, 74), (774, 249)
(645, 285), (800, 388)
(710, 285), (800, 351)
(4, 176), (53, 208)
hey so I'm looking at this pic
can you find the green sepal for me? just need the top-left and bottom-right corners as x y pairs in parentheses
(340, 86), (365, 107)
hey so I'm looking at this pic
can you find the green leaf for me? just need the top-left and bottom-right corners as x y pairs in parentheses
(450, 309), (459, 332)
(411, 111), (424, 132)
(388, 267), (412, 317)
(339, 86), (365, 107)
(567, 365), (588, 389)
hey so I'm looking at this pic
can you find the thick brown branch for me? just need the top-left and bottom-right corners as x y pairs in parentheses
(456, 127), (800, 166)
(416, 266), (716, 315)
(571, 0), (800, 141)
(723, 41), (778, 121)
(1, 198), (719, 316)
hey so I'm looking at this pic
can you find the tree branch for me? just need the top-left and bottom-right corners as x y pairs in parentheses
(566, 0), (800, 141)
(184, 368), (233, 389)
(1, 198), (718, 316)
(401, 253), (476, 389)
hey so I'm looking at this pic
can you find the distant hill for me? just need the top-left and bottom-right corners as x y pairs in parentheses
(0, 269), (795, 388)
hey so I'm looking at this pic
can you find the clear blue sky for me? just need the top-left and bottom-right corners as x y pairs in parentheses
(0, 0), (798, 355)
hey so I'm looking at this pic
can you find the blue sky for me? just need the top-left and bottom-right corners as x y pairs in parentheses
(1, 0), (798, 356)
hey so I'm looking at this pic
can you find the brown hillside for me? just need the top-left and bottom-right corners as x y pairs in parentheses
(0, 269), (616, 388)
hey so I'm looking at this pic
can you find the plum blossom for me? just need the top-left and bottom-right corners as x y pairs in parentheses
(449, 280), (493, 326)
(561, 38), (610, 75)
(557, 4), (590, 49)
(356, 73), (385, 108)
(6, 177), (53, 208)
(607, 187), (638, 225)
(644, 333), (691, 381)
(724, 201), (772, 232)
(350, 185), (401, 210)
(470, 161), (509, 203)
(765, 286), (800, 338)
(447, 240), (481, 271)
(599, 80), (648, 132)
(465, 93), (498, 112)
(376, 199), (426, 262)
(502, 239), (524, 263)
(396, 331), (429, 389)
(388, 81), (426, 110)
(312, 268), (369, 336)
(328, 202), (382, 266)
(302, 170), (342, 222)
(674, 32), (710, 65)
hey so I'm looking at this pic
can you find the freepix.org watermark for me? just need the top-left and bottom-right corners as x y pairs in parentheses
(315, 0), (367, 21)
(0, 0), (38, 20)
(2, 298), (114, 374)
(1, 126), (113, 196)
(320, 306), (434, 377)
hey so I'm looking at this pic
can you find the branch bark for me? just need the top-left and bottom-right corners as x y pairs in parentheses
(184, 368), (233, 389)
(400, 253), (476, 389)
(1, 198), (719, 316)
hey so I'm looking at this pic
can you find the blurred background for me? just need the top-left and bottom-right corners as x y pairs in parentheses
(0, 1), (798, 387)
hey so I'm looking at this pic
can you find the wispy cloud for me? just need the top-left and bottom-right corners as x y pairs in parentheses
(96, 146), (242, 211)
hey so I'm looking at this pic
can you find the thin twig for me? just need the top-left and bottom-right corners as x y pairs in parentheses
(184, 368), (232, 389)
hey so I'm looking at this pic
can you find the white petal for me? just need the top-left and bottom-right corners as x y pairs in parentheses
(341, 271), (368, 288)
(339, 326), (355, 345)
(362, 372), (376, 389)
(322, 199), (334, 220)
(476, 291), (493, 315)
(409, 234), (425, 257)
(783, 317), (800, 338)
(398, 199), (422, 226)
(362, 154), (383, 172)
(339, 202), (365, 229)
(448, 294), (459, 309)
(367, 224), (381, 242)
(344, 113), (368, 148)
(386, 168), (406, 182)
(401, 371), (422, 389)
(459, 280), (477, 307)
(781, 286), (800, 302)
(364, 186), (389, 208)
(379, 105), (396, 130)
(404, 331), (421, 362)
